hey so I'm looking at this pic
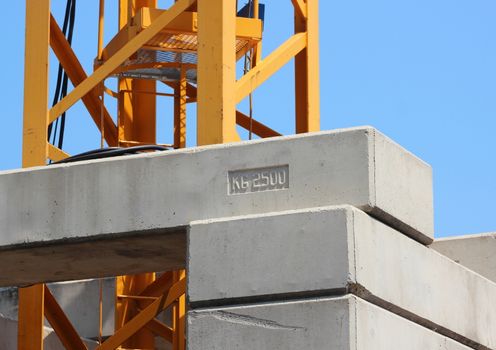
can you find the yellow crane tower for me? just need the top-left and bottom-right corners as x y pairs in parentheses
(20, 0), (319, 348)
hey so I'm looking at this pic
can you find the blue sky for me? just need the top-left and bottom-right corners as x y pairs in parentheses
(1, 1), (495, 238)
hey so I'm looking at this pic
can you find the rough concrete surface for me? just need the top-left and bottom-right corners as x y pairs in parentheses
(0, 279), (177, 349)
(0, 128), (433, 259)
(188, 295), (471, 350)
(46, 279), (115, 338)
(431, 232), (496, 283)
(0, 231), (185, 287)
(0, 316), (98, 350)
(0, 287), (17, 320)
(188, 206), (496, 349)
(188, 207), (353, 303)
(0, 279), (115, 339)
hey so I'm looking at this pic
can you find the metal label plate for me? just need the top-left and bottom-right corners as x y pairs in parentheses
(228, 165), (289, 195)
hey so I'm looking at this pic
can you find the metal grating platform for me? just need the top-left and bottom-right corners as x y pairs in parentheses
(102, 8), (262, 82)
(116, 49), (198, 82)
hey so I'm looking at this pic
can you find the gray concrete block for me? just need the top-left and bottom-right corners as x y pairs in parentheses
(0, 127), (432, 256)
(188, 207), (353, 303)
(187, 295), (471, 350)
(0, 317), (65, 350)
(0, 231), (185, 287)
(0, 316), (98, 350)
(0, 279), (115, 339)
(0, 287), (18, 320)
(188, 206), (496, 349)
(47, 279), (115, 339)
(431, 232), (496, 283)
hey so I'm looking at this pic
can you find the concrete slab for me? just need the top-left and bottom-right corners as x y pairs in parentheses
(431, 232), (496, 283)
(0, 280), (115, 339)
(0, 288), (17, 320)
(0, 316), (98, 350)
(0, 128), (433, 259)
(0, 230), (185, 287)
(46, 279), (115, 339)
(1, 278), (175, 346)
(187, 295), (471, 350)
(188, 206), (496, 349)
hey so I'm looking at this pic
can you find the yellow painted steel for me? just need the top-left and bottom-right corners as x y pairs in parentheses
(304, 0), (320, 132)
(236, 111), (281, 138)
(295, 0), (320, 133)
(172, 270), (186, 350)
(115, 2), (157, 348)
(294, 4), (308, 133)
(306, 0), (321, 132)
(49, 0), (195, 123)
(117, 0), (134, 148)
(99, 278), (186, 350)
(19, 1), (320, 348)
(50, 15), (118, 146)
(118, 0), (157, 146)
(174, 68), (187, 148)
(236, 33), (307, 103)
(146, 319), (174, 342)
(291, 0), (307, 19)
(19, 1), (50, 348)
(197, 0), (239, 146)
(22, 0), (50, 168)
(47, 144), (70, 162)
(98, 0), (105, 60)
(115, 273), (156, 348)
(118, 79), (157, 145)
(18, 285), (45, 350)
(44, 286), (88, 350)
(174, 82), (281, 138)
(102, 8), (262, 62)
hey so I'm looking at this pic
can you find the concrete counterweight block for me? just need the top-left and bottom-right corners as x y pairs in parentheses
(0, 126), (432, 251)
(0, 279), (115, 340)
(432, 232), (496, 283)
(0, 127), (433, 286)
(188, 206), (496, 349)
(187, 295), (471, 350)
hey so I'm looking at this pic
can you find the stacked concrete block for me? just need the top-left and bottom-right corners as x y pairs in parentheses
(0, 127), (493, 349)
(0, 316), (98, 349)
(187, 207), (496, 349)
(183, 128), (494, 350)
(188, 296), (472, 350)
(0, 127), (433, 247)
(432, 233), (496, 283)
(0, 127), (433, 288)
(0, 279), (115, 341)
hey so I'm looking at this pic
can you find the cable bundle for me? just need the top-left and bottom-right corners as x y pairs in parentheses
(48, 0), (77, 150)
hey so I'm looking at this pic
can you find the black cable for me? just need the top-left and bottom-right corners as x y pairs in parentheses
(58, 0), (77, 149)
(48, 0), (76, 151)
(52, 145), (170, 164)
(48, 0), (73, 141)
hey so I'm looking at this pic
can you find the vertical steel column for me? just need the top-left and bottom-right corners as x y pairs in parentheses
(115, 273), (156, 348)
(18, 286), (45, 350)
(197, 0), (239, 145)
(174, 67), (187, 148)
(22, 0), (50, 166)
(295, 0), (320, 133)
(171, 270), (186, 350)
(115, 1), (157, 348)
(97, 0), (105, 60)
(117, 0), (132, 145)
(118, 0), (157, 146)
(19, 0), (51, 348)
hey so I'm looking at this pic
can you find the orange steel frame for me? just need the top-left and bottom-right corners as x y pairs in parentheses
(19, 0), (319, 348)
